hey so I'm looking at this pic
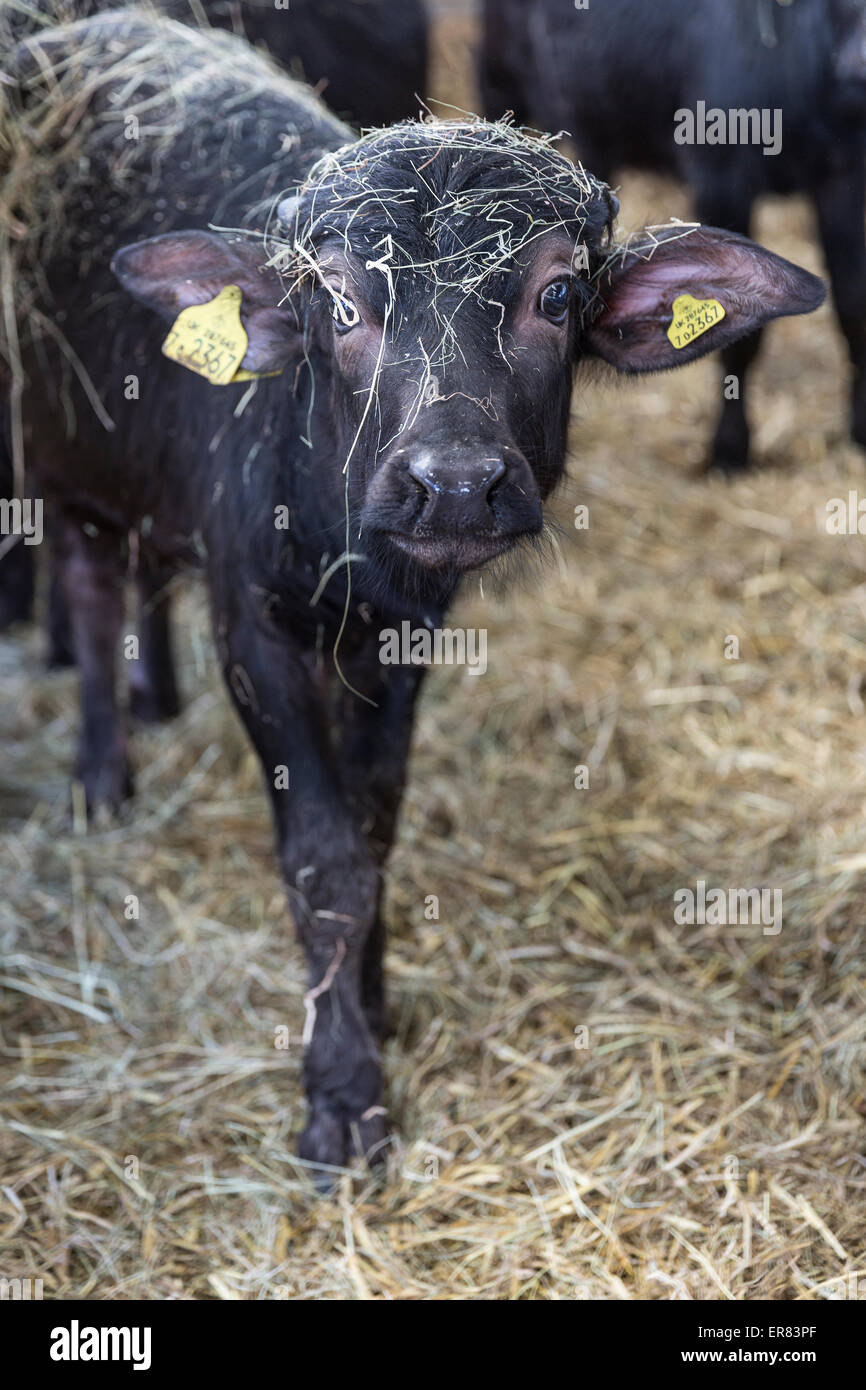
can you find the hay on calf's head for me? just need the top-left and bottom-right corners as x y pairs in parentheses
(270, 117), (619, 368)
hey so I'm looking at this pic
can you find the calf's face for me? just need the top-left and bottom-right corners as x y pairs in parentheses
(304, 228), (593, 572)
(267, 125), (622, 576)
(113, 121), (825, 581)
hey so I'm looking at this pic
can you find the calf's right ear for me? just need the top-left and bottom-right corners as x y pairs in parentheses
(111, 229), (301, 374)
(583, 224), (825, 374)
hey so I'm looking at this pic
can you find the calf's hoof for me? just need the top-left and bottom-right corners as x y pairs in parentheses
(298, 1102), (391, 1192)
(73, 746), (134, 817)
(705, 441), (751, 476)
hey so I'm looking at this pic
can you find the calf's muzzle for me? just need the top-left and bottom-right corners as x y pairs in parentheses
(365, 435), (542, 571)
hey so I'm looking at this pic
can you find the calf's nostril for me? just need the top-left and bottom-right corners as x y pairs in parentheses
(484, 457), (506, 495)
(407, 455), (438, 498)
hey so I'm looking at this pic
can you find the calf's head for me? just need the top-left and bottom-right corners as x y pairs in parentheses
(113, 120), (824, 580)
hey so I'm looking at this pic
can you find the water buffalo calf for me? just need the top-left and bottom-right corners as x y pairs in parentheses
(480, 0), (866, 472)
(1, 12), (824, 1180)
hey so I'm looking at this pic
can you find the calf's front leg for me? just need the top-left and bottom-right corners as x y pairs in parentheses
(336, 654), (427, 1040)
(212, 581), (387, 1182)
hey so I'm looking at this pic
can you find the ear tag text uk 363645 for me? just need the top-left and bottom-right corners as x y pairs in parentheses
(162, 285), (264, 385)
(666, 293), (726, 350)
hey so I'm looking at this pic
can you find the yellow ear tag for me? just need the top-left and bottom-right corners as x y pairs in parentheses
(162, 285), (274, 385)
(666, 293), (726, 350)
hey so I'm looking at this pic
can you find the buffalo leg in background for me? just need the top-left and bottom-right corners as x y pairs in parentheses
(0, 534), (99, 671)
(128, 554), (180, 722)
(695, 186), (760, 473)
(211, 576), (387, 1178)
(0, 537), (35, 630)
(0, 420), (35, 628)
(478, 0), (530, 125)
(47, 549), (75, 668)
(335, 655), (427, 1040)
(55, 518), (132, 810)
(48, 547), (181, 699)
(814, 160), (866, 449)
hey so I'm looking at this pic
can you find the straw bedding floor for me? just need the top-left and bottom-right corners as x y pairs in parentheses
(0, 7), (864, 1303)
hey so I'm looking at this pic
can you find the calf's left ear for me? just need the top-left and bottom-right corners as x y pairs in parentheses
(583, 224), (825, 373)
(112, 229), (300, 374)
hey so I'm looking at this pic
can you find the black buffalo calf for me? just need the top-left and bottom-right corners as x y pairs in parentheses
(1, 13), (824, 1179)
(481, 0), (866, 472)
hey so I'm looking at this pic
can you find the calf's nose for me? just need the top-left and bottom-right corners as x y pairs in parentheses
(408, 452), (506, 518)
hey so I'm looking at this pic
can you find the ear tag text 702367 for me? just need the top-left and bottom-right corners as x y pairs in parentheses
(666, 293), (726, 350)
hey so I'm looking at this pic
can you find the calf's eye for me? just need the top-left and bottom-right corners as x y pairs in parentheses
(538, 278), (571, 324)
(330, 291), (360, 334)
